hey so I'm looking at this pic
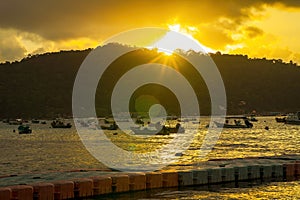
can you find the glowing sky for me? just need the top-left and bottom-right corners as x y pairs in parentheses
(0, 0), (300, 63)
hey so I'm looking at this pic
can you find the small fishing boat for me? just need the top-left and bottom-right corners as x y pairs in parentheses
(213, 116), (253, 128)
(285, 112), (300, 125)
(131, 123), (184, 135)
(2, 119), (9, 123)
(131, 126), (170, 135)
(135, 118), (145, 125)
(18, 125), (32, 134)
(98, 118), (118, 130)
(249, 117), (258, 122)
(31, 119), (40, 123)
(9, 119), (22, 125)
(165, 123), (185, 133)
(275, 117), (286, 123)
(51, 120), (72, 128)
(100, 122), (118, 130)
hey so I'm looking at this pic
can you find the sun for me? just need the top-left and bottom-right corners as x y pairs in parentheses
(147, 24), (214, 55)
(160, 50), (173, 56)
(168, 24), (181, 32)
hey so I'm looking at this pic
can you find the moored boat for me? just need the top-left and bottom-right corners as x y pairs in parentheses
(131, 123), (184, 135)
(51, 120), (72, 128)
(275, 117), (286, 123)
(249, 117), (258, 122)
(2, 119), (9, 123)
(130, 126), (168, 135)
(165, 123), (185, 133)
(9, 120), (22, 125)
(213, 116), (253, 128)
(100, 122), (118, 130)
(98, 118), (118, 130)
(135, 118), (145, 125)
(31, 119), (40, 123)
(18, 125), (32, 134)
(285, 112), (300, 125)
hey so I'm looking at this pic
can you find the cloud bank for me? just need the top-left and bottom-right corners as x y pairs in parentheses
(0, 0), (299, 63)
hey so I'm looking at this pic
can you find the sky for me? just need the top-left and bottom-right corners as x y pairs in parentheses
(0, 0), (300, 63)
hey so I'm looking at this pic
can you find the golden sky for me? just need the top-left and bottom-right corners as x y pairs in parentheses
(0, 0), (300, 63)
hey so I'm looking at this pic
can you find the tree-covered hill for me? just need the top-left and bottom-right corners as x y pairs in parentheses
(0, 44), (299, 119)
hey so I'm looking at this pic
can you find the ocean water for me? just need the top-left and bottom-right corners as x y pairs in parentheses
(0, 116), (299, 198)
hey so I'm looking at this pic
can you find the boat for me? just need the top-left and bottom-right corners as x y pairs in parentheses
(285, 112), (300, 125)
(249, 116), (258, 122)
(165, 123), (185, 133)
(130, 126), (169, 135)
(98, 118), (118, 130)
(131, 123), (184, 135)
(275, 117), (286, 123)
(135, 118), (144, 125)
(51, 120), (72, 128)
(18, 125), (32, 134)
(100, 122), (118, 130)
(31, 119), (40, 123)
(213, 116), (253, 128)
(40, 121), (47, 124)
(2, 119), (9, 123)
(8, 118), (22, 125)
(9, 120), (22, 125)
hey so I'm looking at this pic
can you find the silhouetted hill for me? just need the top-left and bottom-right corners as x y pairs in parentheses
(0, 50), (91, 119)
(0, 44), (299, 119)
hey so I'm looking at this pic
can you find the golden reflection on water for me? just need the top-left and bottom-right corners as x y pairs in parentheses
(0, 116), (299, 175)
(186, 181), (300, 199)
(104, 130), (172, 153)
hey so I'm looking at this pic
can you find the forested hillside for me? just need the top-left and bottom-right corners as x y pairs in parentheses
(0, 44), (299, 119)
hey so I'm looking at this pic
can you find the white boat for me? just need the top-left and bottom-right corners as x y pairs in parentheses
(285, 112), (300, 125)
(9, 119), (22, 125)
(130, 126), (168, 135)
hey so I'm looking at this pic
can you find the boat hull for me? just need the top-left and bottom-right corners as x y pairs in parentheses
(18, 125), (32, 134)
(285, 120), (300, 125)
(130, 127), (169, 135)
(284, 112), (300, 125)
(214, 121), (252, 128)
(131, 124), (185, 135)
(19, 130), (32, 134)
(100, 124), (118, 130)
(51, 121), (72, 128)
(51, 124), (72, 128)
(275, 117), (286, 123)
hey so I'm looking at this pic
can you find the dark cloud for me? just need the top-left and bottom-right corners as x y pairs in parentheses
(244, 26), (264, 38)
(0, 0), (299, 63)
(1, 0), (297, 41)
(275, 0), (300, 7)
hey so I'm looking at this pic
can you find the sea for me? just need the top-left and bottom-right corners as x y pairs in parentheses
(0, 116), (299, 199)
